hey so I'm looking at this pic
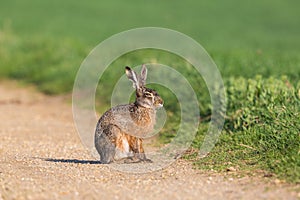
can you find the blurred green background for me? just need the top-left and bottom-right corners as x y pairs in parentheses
(0, 0), (299, 182)
(1, 0), (300, 49)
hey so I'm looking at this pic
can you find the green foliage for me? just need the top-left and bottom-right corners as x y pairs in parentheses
(226, 76), (299, 130)
(193, 77), (300, 183)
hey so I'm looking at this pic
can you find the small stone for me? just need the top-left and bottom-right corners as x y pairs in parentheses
(226, 167), (237, 172)
(274, 179), (281, 184)
(263, 173), (273, 178)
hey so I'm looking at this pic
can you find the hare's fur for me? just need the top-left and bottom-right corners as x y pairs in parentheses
(94, 65), (163, 164)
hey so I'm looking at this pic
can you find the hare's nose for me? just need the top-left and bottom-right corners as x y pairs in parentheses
(157, 97), (163, 105)
(160, 99), (164, 105)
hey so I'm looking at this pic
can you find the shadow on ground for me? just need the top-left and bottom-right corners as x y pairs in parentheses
(43, 158), (101, 164)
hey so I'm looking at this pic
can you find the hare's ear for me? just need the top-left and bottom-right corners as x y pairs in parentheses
(140, 64), (147, 86)
(125, 66), (139, 89)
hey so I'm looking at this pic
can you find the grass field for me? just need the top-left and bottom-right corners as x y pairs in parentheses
(0, 0), (299, 182)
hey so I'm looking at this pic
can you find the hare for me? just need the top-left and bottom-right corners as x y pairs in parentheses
(95, 65), (163, 164)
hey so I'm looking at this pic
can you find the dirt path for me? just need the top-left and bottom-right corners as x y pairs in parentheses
(0, 81), (299, 200)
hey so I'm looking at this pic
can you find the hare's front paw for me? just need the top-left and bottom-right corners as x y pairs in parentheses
(133, 153), (153, 163)
(120, 157), (153, 164)
(123, 157), (140, 164)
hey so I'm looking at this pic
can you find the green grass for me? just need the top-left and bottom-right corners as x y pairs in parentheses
(191, 77), (300, 183)
(0, 0), (300, 183)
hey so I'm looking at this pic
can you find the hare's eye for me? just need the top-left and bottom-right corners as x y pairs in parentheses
(145, 92), (152, 97)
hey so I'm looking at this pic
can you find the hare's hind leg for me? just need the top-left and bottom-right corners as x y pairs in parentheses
(95, 124), (120, 164)
(95, 132), (116, 164)
(129, 137), (152, 163)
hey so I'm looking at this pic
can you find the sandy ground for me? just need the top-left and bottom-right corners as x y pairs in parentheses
(0, 81), (299, 200)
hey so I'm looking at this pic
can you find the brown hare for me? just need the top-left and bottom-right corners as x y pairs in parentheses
(94, 65), (163, 164)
